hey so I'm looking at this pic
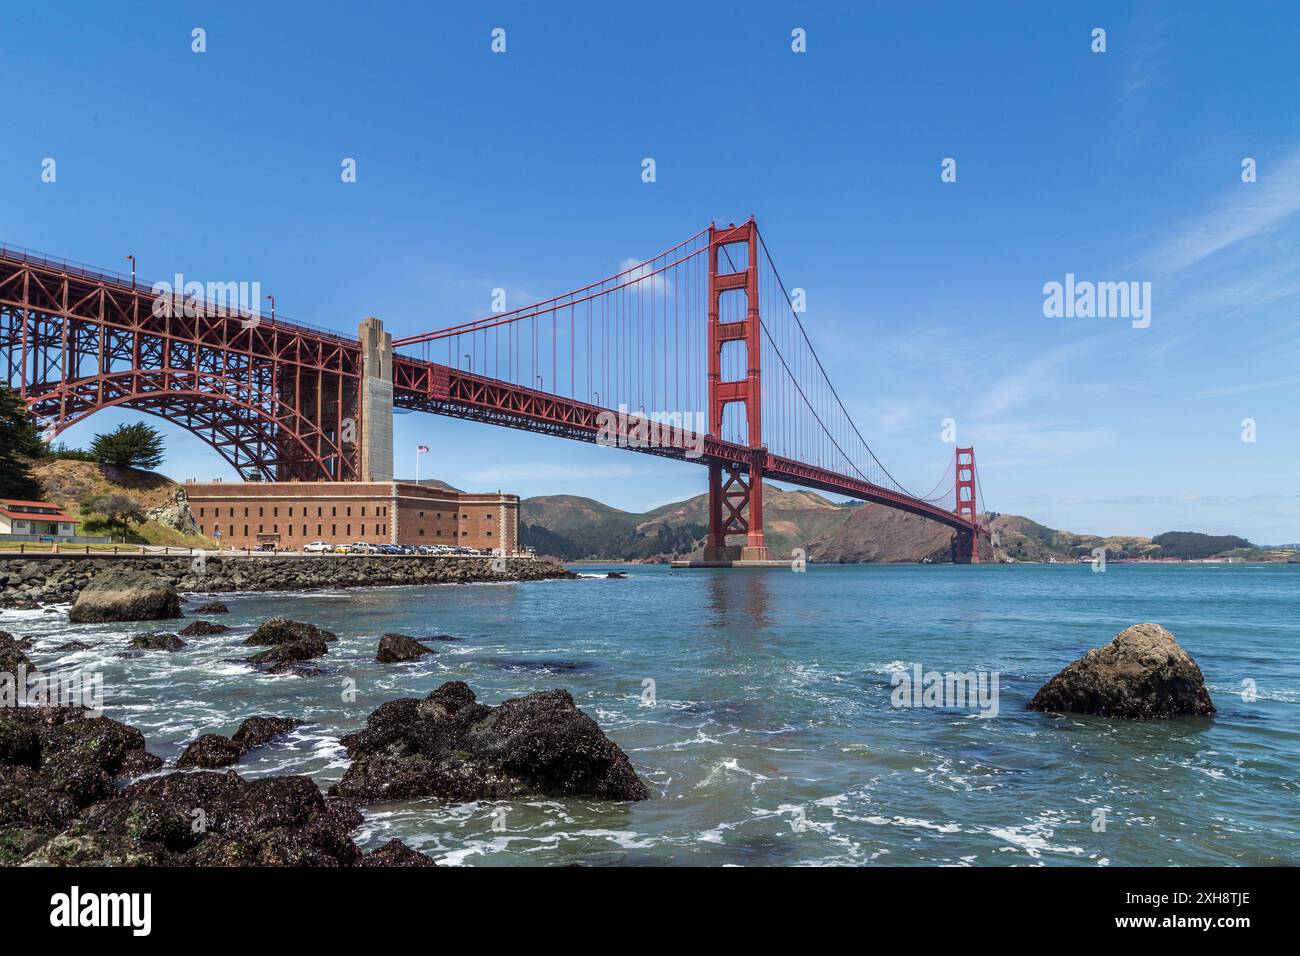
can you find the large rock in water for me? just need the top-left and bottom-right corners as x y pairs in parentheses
(376, 633), (435, 663)
(231, 716), (302, 752)
(176, 734), (244, 769)
(244, 618), (337, 646)
(177, 716), (302, 768)
(68, 568), (181, 624)
(129, 632), (185, 652)
(331, 681), (650, 804)
(246, 638), (329, 675)
(180, 620), (229, 636)
(1027, 623), (1215, 719)
(243, 618), (334, 676)
(0, 630), (37, 676)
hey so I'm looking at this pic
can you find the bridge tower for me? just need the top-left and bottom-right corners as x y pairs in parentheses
(358, 316), (394, 481)
(953, 445), (979, 563)
(704, 218), (768, 562)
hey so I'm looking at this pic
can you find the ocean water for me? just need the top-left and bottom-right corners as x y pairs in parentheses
(8, 562), (1298, 866)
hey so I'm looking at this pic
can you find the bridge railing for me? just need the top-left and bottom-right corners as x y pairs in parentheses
(0, 241), (358, 348)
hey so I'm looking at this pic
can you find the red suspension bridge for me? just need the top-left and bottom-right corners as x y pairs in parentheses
(0, 219), (989, 562)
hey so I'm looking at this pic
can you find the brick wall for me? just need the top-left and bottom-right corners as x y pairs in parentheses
(185, 481), (518, 551)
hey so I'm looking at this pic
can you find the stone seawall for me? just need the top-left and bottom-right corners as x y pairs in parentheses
(0, 554), (574, 607)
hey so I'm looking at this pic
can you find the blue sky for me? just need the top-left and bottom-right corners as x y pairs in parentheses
(4, 2), (1299, 543)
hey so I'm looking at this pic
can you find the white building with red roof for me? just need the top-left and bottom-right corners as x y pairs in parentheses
(0, 499), (77, 540)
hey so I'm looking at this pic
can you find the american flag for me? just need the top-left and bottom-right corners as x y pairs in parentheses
(417, 445), (429, 453)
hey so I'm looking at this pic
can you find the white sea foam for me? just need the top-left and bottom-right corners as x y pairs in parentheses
(862, 815), (962, 834)
(567, 829), (655, 849)
(985, 811), (1086, 860)
(1207, 682), (1299, 703)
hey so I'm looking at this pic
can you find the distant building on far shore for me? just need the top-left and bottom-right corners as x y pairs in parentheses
(184, 481), (518, 552)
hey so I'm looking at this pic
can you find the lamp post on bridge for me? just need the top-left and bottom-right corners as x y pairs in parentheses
(125, 255), (135, 289)
(265, 294), (275, 325)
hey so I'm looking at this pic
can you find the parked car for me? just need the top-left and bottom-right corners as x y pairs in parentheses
(348, 542), (378, 555)
(333, 544), (352, 554)
(376, 544), (403, 555)
(303, 541), (333, 554)
(254, 542), (277, 553)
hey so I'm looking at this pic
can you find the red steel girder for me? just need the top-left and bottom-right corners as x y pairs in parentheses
(0, 248), (361, 481)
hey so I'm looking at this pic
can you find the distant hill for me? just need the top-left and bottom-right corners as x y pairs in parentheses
(520, 485), (848, 562)
(520, 485), (986, 563)
(1151, 531), (1254, 559)
(520, 486), (1296, 564)
(987, 514), (1159, 563)
(804, 502), (994, 563)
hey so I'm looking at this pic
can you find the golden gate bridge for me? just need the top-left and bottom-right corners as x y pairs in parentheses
(0, 218), (989, 562)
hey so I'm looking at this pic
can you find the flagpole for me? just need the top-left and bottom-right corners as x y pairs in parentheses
(415, 446), (420, 485)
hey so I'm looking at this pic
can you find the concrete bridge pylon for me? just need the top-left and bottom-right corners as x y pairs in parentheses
(358, 316), (394, 482)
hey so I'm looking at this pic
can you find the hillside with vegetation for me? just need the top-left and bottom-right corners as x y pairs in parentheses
(986, 515), (1159, 562)
(1151, 531), (1254, 559)
(521, 489), (1297, 564)
(520, 485), (851, 562)
(32, 459), (216, 548)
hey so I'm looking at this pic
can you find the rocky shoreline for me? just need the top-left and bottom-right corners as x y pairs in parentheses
(3, 585), (650, 867)
(1, 704), (421, 867)
(1, 641), (648, 866)
(0, 554), (575, 608)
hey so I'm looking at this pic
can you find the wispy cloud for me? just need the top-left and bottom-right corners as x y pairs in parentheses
(1147, 146), (1300, 275)
(973, 420), (1112, 466)
(1197, 375), (1300, 399)
(1117, 15), (1173, 114)
(972, 339), (1098, 419)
